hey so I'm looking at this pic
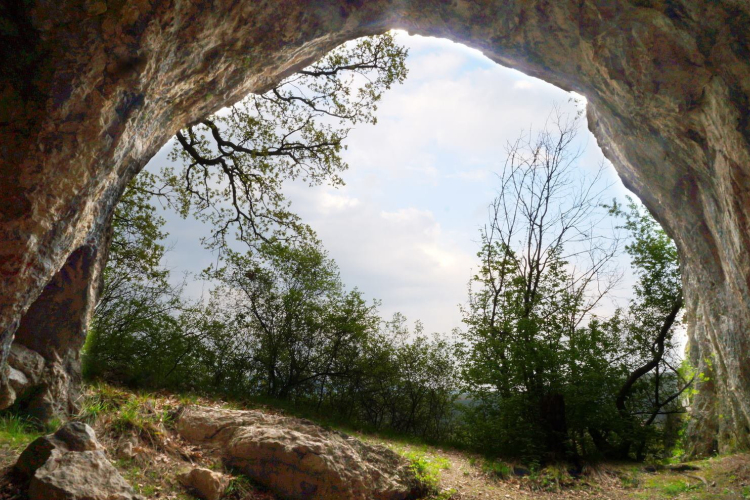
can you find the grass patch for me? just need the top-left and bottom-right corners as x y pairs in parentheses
(401, 447), (451, 492)
(0, 413), (43, 449)
(224, 473), (258, 499)
(480, 458), (512, 479)
(116, 457), (191, 500)
(644, 476), (703, 497)
(78, 383), (177, 452)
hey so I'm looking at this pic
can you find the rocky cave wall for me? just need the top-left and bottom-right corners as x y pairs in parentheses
(0, 0), (748, 455)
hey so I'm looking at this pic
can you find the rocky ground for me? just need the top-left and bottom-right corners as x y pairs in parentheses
(0, 383), (747, 500)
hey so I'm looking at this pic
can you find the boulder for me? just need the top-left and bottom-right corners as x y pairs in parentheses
(7, 343), (45, 385)
(15, 422), (143, 500)
(4, 344), (47, 403)
(176, 406), (423, 500)
(178, 467), (230, 500)
(28, 451), (142, 500)
(7, 367), (29, 394)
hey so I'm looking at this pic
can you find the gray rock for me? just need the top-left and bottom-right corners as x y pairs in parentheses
(116, 440), (136, 460)
(7, 367), (29, 393)
(53, 421), (101, 452)
(177, 406), (422, 500)
(4, 344), (46, 403)
(28, 450), (142, 500)
(8, 344), (46, 385)
(178, 467), (230, 500)
(15, 422), (143, 500)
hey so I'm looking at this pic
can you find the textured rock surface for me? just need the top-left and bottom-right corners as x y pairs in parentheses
(176, 406), (422, 500)
(178, 467), (230, 500)
(15, 422), (143, 500)
(2, 341), (46, 408)
(0, 1), (749, 453)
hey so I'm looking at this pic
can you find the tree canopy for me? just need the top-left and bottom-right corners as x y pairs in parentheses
(159, 33), (408, 250)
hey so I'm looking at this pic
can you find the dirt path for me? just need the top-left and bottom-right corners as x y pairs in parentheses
(360, 436), (750, 500)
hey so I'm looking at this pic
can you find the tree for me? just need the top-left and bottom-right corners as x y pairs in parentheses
(85, 34), (458, 441)
(199, 243), (457, 440)
(205, 241), (379, 400)
(87, 33), (410, 388)
(608, 198), (690, 460)
(160, 33), (408, 249)
(457, 108), (621, 461)
(83, 174), (197, 387)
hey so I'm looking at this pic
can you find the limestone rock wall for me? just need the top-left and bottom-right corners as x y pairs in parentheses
(0, 1), (748, 453)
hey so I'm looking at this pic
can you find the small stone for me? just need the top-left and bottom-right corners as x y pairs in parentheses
(178, 467), (230, 500)
(116, 440), (136, 460)
(53, 421), (102, 451)
(7, 366), (29, 393)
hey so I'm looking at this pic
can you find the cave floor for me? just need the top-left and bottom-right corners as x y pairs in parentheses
(0, 384), (747, 500)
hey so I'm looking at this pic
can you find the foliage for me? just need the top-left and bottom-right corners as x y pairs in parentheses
(83, 173), (192, 387)
(607, 198), (689, 460)
(456, 111), (687, 463)
(87, 218), (456, 441)
(194, 243), (458, 439)
(402, 448), (451, 493)
(162, 33), (408, 249)
(456, 110), (622, 461)
(481, 459), (512, 479)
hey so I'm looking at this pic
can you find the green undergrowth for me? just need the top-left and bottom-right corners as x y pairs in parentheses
(477, 457), (513, 479)
(0, 414), (43, 450)
(404, 448), (452, 491)
(0, 411), (62, 469)
(3, 383), (748, 500)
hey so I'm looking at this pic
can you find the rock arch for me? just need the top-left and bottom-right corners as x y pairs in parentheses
(0, 1), (748, 455)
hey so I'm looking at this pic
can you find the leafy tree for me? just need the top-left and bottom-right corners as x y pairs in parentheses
(456, 110), (621, 461)
(193, 244), (457, 439)
(608, 198), (690, 460)
(86, 33), (410, 390)
(342, 313), (458, 439)
(204, 242), (380, 400)
(83, 174), (196, 387)
(456, 107), (690, 462)
(160, 33), (408, 249)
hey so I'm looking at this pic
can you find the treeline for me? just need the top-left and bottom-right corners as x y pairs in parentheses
(85, 118), (690, 463)
(85, 198), (457, 439)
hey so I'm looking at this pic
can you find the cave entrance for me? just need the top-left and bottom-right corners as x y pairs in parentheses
(4, 1), (748, 457)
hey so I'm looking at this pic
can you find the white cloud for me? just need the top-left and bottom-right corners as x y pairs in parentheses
(513, 80), (534, 90)
(317, 192), (360, 214)
(285, 184), (476, 333)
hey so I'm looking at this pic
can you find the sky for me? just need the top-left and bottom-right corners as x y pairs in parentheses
(145, 31), (637, 336)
